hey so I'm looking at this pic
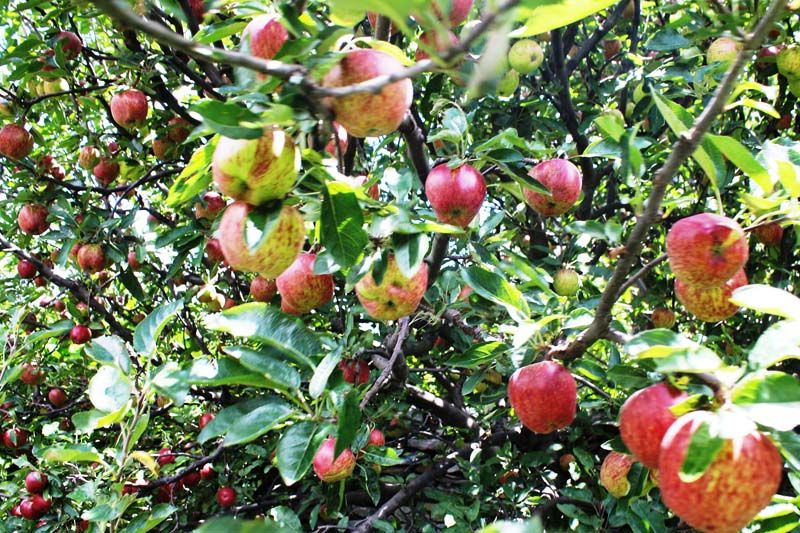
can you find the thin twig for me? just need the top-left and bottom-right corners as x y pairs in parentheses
(360, 317), (411, 409)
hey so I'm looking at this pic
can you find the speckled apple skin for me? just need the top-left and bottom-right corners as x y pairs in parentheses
(707, 37), (742, 64)
(426, 0), (473, 26)
(110, 89), (148, 127)
(666, 213), (748, 286)
(425, 163), (486, 227)
(243, 16), (288, 79)
(313, 437), (356, 483)
(218, 201), (305, 279)
(17, 204), (49, 235)
(659, 411), (782, 533)
(0, 124), (34, 160)
(754, 222), (784, 247)
(276, 252), (334, 314)
(600, 452), (635, 498)
(323, 50), (413, 138)
(507, 361), (577, 434)
(619, 383), (687, 469)
(523, 159), (582, 216)
(356, 256), (428, 321)
(675, 269), (747, 322)
(651, 307), (676, 329)
(250, 276), (277, 302)
(777, 46), (800, 79)
(213, 130), (299, 205)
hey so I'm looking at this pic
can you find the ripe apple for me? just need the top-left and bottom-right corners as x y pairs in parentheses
(659, 410), (782, 533)
(18, 259), (37, 279)
(675, 268), (747, 322)
(367, 428), (385, 447)
(194, 191), (226, 220)
(205, 238), (225, 264)
(250, 276), (277, 302)
(47, 388), (67, 407)
(754, 222), (783, 247)
(198, 412), (215, 429)
(20, 363), (44, 385)
(552, 268), (580, 296)
(212, 129), (299, 205)
(323, 49), (413, 138)
(618, 383), (687, 469)
(127, 251), (141, 270)
(180, 470), (201, 488)
(0, 124), (34, 160)
(217, 201), (305, 279)
(18, 204), (49, 235)
(707, 37), (742, 65)
(54, 31), (82, 59)
(19, 498), (38, 520)
(110, 89), (149, 128)
(523, 159), (583, 216)
(200, 463), (214, 480)
(189, 0), (204, 19)
(157, 448), (175, 466)
(425, 163), (486, 227)
(167, 117), (191, 143)
(70, 324), (92, 344)
(216, 486), (236, 507)
(651, 307), (676, 329)
(313, 436), (356, 483)
(242, 16), (288, 76)
(339, 359), (370, 385)
(603, 39), (622, 61)
(666, 213), (748, 285)
(77, 244), (106, 273)
(415, 29), (459, 61)
(155, 483), (174, 503)
(756, 45), (784, 75)
(25, 471), (48, 494)
(93, 158), (120, 186)
(3, 427), (28, 449)
(508, 39), (544, 74)
(152, 138), (176, 161)
(355, 255), (429, 321)
(777, 45), (800, 79)
(78, 146), (101, 169)
(276, 252), (334, 314)
(599, 452), (635, 498)
(507, 360), (577, 434)
(108, 141), (120, 154)
(777, 113), (792, 131)
(422, 0), (473, 27)
(559, 453), (575, 471)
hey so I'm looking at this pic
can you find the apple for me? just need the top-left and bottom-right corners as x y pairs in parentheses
(200, 463), (214, 480)
(217, 201), (305, 279)
(603, 39), (622, 61)
(324, 121), (349, 157)
(216, 486), (237, 507)
(18, 203), (49, 235)
(110, 89), (149, 128)
(423, 0), (473, 27)
(250, 276), (277, 302)
(152, 138), (176, 160)
(189, 0), (204, 20)
(508, 39), (544, 74)
(212, 129), (299, 205)
(339, 359), (370, 385)
(93, 158), (120, 186)
(276, 252), (334, 314)
(19, 498), (38, 520)
(313, 436), (356, 483)
(559, 453), (575, 471)
(416, 29), (459, 61)
(707, 37), (742, 65)
(0, 124), (34, 160)
(70, 324), (92, 344)
(108, 140), (120, 154)
(127, 251), (141, 270)
(323, 49), (413, 138)
(675, 268), (747, 322)
(168, 117), (191, 143)
(20, 363), (44, 385)
(355, 255), (429, 321)
(507, 360), (577, 434)
(618, 383), (688, 469)
(651, 307), (676, 329)
(777, 45), (800, 79)
(242, 16), (288, 76)
(496, 69), (520, 98)
(181, 471), (201, 489)
(425, 163), (486, 227)
(18, 259), (37, 279)
(48, 388), (67, 407)
(205, 238), (225, 264)
(666, 213), (748, 285)
(3, 427), (28, 449)
(552, 268), (580, 296)
(756, 45), (784, 75)
(76, 519), (89, 532)
(754, 222), (784, 247)
(198, 412), (215, 429)
(367, 428), (385, 447)
(155, 483), (174, 503)
(777, 113), (792, 131)
(659, 410), (782, 533)
(25, 471), (48, 494)
(157, 448), (175, 466)
(523, 159), (583, 216)
(77, 244), (106, 273)
(599, 452), (635, 498)
(54, 31), (82, 59)
(194, 191), (226, 220)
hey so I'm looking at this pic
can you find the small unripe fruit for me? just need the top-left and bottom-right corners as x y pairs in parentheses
(508, 39), (544, 74)
(552, 268), (580, 296)
(707, 37), (742, 65)
(777, 45), (800, 80)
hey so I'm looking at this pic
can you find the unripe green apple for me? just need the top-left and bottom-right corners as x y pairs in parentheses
(553, 268), (580, 296)
(496, 69), (519, 97)
(706, 37), (741, 65)
(508, 40), (544, 74)
(789, 78), (800, 98)
(600, 452), (635, 497)
(777, 45), (800, 80)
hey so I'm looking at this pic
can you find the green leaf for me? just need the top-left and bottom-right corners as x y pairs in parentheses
(119, 267), (146, 302)
(446, 341), (509, 368)
(679, 419), (725, 482)
(41, 444), (104, 464)
(195, 20), (248, 45)
(730, 285), (800, 320)
(479, 517), (544, 533)
(25, 321), (73, 343)
(205, 303), (321, 369)
(463, 266), (530, 320)
(750, 320), (800, 368)
(392, 232), (430, 279)
(335, 390), (361, 457)
(513, 0), (617, 37)
(194, 517), (293, 533)
(151, 362), (190, 406)
(623, 329), (693, 357)
(224, 399), (294, 446)
(320, 181), (368, 269)
(644, 28), (692, 51)
(187, 358), (273, 389)
(123, 504), (176, 533)
(223, 346), (302, 392)
(731, 372), (800, 431)
(85, 335), (132, 374)
(88, 366), (131, 413)
(309, 348), (343, 399)
(166, 140), (216, 208)
(773, 431), (800, 471)
(277, 422), (323, 486)
(191, 100), (264, 139)
(706, 135), (772, 195)
(244, 201), (283, 252)
(133, 300), (184, 356)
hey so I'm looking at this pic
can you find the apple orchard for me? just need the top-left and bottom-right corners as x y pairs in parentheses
(2, 0), (800, 531)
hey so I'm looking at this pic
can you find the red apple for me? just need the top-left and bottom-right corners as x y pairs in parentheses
(54, 31), (82, 59)
(20, 363), (44, 385)
(155, 483), (173, 503)
(618, 383), (688, 469)
(108, 141), (120, 154)
(110, 89), (149, 128)
(152, 138), (176, 160)
(508, 360), (577, 434)
(754, 222), (784, 247)
(313, 436), (356, 483)
(217, 201), (305, 279)
(193, 191), (226, 220)
(242, 16), (288, 74)
(47, 388), (67, 408)
(324, 122), (348, 157)
(559, 453), (575, 471)
(18, 204), (49, 235)
(599, 452), (635, 497)
(216, 486), (236, 507)
(0, 124), (34, 160)
(417, 0), (473, 27)
(659, 410), (782, 533)
(323, 49), (413, 138)
(666, 213), (748, 286)
(675, 268), (747, 322)
(355, 255), (428, 321)
(367, 429), (385, 447)
(127, 251), (141, 270)
(189, 0), (204, 19)
(603, 39), (622, 61)
(93, 158), (120, 186)
(167, 117), (191, 143)
(70, 324), (91, 344)
(777, 113), (792, 130)
(425, 163), (486, 227)
(19, 498), (38, 520)
(523, 159), (583, 216)
(198, 412), (215, 429)
(250, 276), (277, 302)
(3, 427), (28, 449)
(276, 252), (334, 314)
(415, 29), (459, 61)
(200, 463), (214, 480)
(25, 471), (48, 494)
(77, 244), (106, 273)
(651, 307), (676, 329)
(212, 129), (299, 205)
(18, 259), (37, 279)
(157, 448), (175, 466)
(205, 238), (225, 264)
(756, 44), (784, 75)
